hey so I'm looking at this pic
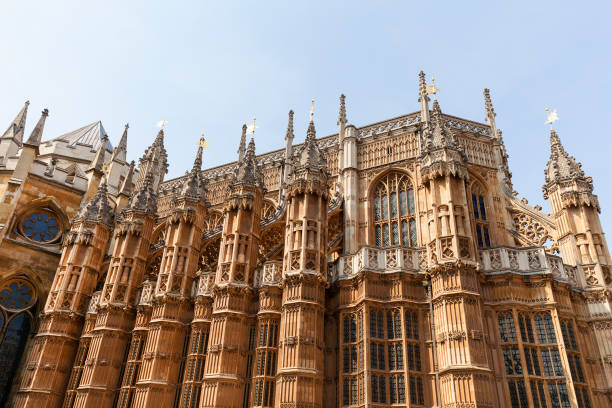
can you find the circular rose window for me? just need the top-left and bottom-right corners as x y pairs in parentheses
(20, 209), (60, 243)
(0, 279), (35, 310)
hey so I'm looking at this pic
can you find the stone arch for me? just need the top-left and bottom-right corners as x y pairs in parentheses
(9, 196), (70, 247)
(261, 199), (277, 221)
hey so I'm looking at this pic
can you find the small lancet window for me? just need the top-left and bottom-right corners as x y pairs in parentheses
(471, 183), (491, 248)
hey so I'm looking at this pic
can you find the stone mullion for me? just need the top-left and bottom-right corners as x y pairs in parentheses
(550, 308), (579, 407)
(511, 308), (535, 408)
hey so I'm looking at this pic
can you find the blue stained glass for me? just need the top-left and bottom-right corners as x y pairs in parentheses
(479, 196), (487, 221)
(408, 189), (415, 215)
(0, 280), (34, 309)
(0, 313), (31, 401)
(409, 219), (417, 247)
(21, 211), (59, 242)
(399, 191), (407, 216)
(472, 194), (479, 219)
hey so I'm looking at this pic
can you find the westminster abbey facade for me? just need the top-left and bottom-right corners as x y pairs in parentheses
(0, 72), (610, 407)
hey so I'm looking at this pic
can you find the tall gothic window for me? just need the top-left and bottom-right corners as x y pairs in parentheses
(373, 172), (417, 247)
(0, 278), (36, 404)
(471, 183), (490, 248)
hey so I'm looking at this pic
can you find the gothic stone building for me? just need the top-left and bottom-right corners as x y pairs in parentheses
(0, 73), (610, 408)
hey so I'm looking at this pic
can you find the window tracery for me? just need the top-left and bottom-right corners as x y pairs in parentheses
(372, 172), (417, 247)
(17, 208), (61, 244)
(261, 200), (276, 221)
(203, 211), (223, 234)
(513, 212), (551, 247)
(0, 278), (36, 402)
(471, 183), (490, 248)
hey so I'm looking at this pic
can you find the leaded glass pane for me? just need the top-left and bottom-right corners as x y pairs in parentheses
(381, 195), (388, 220)
(374, 197), (381, 221)
(484, 226), (491, 247)
(409, 219), (417, 247)
(472, 194), (479, 219)
(399, 191), (407, 216)
(392, 222), (399, 245)
(390, 192), (397, 218)
(408, 189), (415, 214)
(0, 313), (31, 398)
(401, 220), (409, 245)
(382, 224), (389, 246)
(479, 195), (487, 221)
(476, 225), (483, 248)
(375, 226), (381, 247)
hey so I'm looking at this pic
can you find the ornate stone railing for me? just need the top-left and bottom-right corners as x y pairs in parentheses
(194, 271), (215, 297)
(328, 246), (425, 283)
(254, 261), (283, 288)
(479, 246), (577, 285)
(87, 290), (101, 314)
(138, 280), (155, 305)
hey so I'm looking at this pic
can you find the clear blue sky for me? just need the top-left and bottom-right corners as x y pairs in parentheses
(2, 1), (611, 231)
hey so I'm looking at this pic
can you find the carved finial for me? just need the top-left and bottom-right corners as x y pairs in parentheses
(119, 160), (135, 196)
(1, 100), (30, 142)
(309, 99), (315, 121)
(544, 128), (586, 185)
(338, 94), (347, 126)
(418, 71), (430, 123)
(88, 134), (109, 173)
(418, 71), (428, 100)
(233, 131), (262, 187)
(545, 108), (559, 130)
(246, 117), (258, 136)
(180, 135), (207, 200)
(77, 176), (113, 226)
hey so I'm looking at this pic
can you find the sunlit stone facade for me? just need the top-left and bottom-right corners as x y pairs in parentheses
(2, 73), (611, 407)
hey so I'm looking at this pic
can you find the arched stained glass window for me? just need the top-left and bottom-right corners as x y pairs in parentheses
(373, 172), (417, 247)
(0, 278), (36, 404)
(471, 183), (491, 248)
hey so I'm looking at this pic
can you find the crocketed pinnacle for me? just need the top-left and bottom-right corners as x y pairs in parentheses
(77, 177), (113, 226)
(234, 135), (263, 187)
(238, 124), (247, 161)
(87, 134), (109, 172)
(1, 100), (29, 142)
(423, 100), (460, 151)
(298, 119), (325, 172)
(111, 123), (129, 162)
(128, 170), (157, 214)
(139, 128), (168, 177)
(24, 108), (49, 147)
(544, 129), (585, 184)
(484, 88), (495, 118)
(418, 71), (429, 102)
(180, 137), (207, 200)
(338, 94), (347, 126)
(285, 110), (294, 141)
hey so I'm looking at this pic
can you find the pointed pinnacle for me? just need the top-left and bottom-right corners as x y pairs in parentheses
(306, 119), (316, 142)
(193, 137), (204, 172)
(338, 94), (347, 125)
(2, 100), (30, 141)
(484, 88), (495, 117)
(238, 124), (247, 160)
(24, 108), (49, 146)
(119, 161), (135, 196)
(285, 110), (294, 141)
(88, 134), (108, 172)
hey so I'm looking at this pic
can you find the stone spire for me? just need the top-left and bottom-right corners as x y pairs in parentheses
(484, 88), (498, 138)
(238, 124), (247, 162)
(418, 71), (430, 124)
(285, 110), (294, 157)
(294, 110), (327, 179)
(110, 123), (129, 163)
(419, 100), (467, 181)
(77, 177), (113, 226)
(119, 160), (135, 196)
(234, 134), (263, 187)
(544, 129), (587, 185)
(337, 94), (347, 126)
(87, 134), (109, 173)
(137, 128), (168, 191)
(180, 137), (207, 200)
(23, 108), (49, 149)
(1, 100), (29, 142)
